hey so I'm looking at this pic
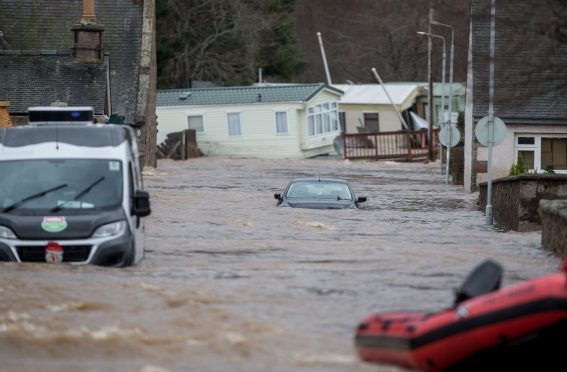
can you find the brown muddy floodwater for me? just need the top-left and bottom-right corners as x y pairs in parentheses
(0, 158), (561, 372)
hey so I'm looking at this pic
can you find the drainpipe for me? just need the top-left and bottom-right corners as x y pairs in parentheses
(104, 52), (112, 116)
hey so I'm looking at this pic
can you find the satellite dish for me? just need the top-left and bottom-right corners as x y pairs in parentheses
(439, 125), (461, 148)
(475, 116), (506, 146)
(333, 135), (344, 157)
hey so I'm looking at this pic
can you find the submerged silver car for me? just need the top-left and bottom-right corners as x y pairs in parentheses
(274, 177), (367, 209)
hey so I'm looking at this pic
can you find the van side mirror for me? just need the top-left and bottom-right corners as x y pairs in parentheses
(357, 196), (367, 203)
(133, 190), (151, 217)
(274, 193), (282, 200)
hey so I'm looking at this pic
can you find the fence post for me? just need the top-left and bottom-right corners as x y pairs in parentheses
(406, 131), (412, 161)
(374, 134), (379, 159)
(181, 130), (187, 160)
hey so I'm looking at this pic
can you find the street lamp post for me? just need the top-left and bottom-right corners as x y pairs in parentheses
(418, 31), (447, 175)
(431, 20), (455, 184)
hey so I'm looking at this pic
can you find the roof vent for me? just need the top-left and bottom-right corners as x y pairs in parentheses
(178, 92), (192, 100)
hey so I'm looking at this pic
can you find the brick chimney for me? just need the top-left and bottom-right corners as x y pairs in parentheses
(0, 101), (12, 128)
(72, 0), (104, 64)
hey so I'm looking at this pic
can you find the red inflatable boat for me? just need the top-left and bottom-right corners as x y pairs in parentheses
(355, 260), (567, 371)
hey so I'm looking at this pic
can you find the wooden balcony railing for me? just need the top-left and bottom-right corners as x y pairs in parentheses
(343, 129), (439, 161)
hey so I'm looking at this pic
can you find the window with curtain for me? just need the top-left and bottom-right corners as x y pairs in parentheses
(275, 111), (288, 134)
(227, 113), (241, 136)
(515, 135), (567, 173)
(542, 138), (567, 171)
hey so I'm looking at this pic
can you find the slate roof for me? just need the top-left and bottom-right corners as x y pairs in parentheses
(157, 84), (342, 107)
(0, 0), (143, 120)
(0, 51), (106, 113)
(471, 0), (567, 123)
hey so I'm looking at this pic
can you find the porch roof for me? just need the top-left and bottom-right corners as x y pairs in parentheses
(333, 84), (420, 106)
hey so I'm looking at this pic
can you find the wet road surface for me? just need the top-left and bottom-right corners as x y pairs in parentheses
(0, 158), (560, 371)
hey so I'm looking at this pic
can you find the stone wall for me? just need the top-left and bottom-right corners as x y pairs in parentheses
(540, 199), (567, 257)
(479, 174), (567, 231)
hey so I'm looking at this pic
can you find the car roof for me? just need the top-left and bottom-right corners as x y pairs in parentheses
(289, 177), (349, 184)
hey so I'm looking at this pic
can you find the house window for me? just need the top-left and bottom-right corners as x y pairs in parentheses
(187, 115), (204, 132)
(518, 150), (535, 169)
(308, 108), (315, 135)
(331, 110), (339, 131)
(275, 111), (288, 134)
(541, 138), (567, 171)
(227, 113), (241, 136)
(517, 136), (535, 145)
(363, 113), (379, 132)
(515, 135), (567, 173)
(339, 112), (346, 133)
(307, 101), (339, 137)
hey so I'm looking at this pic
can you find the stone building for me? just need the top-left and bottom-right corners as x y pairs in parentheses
(0, 0), (157, 167)
(464, 0), (567, 191)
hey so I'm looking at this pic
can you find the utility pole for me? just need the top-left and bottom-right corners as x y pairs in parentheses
(317, 32), (332, 85)
(431, 20), (455, 183)
(486, 0), (496, 225)
(371, 68), (409, 130)
(427, 3), (434, 161)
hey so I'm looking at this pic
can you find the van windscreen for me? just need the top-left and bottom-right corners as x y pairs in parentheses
(0, 159), (123, 213)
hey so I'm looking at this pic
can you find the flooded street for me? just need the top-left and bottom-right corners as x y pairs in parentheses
(0, 157), (561, 372)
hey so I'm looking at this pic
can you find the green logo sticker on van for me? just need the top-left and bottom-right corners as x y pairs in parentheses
(41, 217), (68, 233)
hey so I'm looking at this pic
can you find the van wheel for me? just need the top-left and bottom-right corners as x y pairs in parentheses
(120, 241), (135, 267)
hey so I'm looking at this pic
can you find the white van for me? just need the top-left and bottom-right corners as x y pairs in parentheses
(0, 107), (151, 267)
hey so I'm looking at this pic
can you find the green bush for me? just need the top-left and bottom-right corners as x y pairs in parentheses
(509, 154), (528, 176)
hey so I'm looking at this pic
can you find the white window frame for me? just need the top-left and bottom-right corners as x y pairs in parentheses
(227, 112), (241, 136)
(186, 113), (205, 133)
(306, 101), (340, 137)
(275, 111), (289, 135)
(515, 134), (567, 174)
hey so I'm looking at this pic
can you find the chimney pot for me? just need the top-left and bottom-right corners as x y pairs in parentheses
(82, 0), (96, 23)
(0, 100), (12, 128)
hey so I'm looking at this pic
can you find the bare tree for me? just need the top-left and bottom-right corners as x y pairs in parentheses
(157, 0), (305, 88)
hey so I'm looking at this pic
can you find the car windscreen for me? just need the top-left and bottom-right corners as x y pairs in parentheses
(286, 181), (352, 200)
(0, 159), (123, 213)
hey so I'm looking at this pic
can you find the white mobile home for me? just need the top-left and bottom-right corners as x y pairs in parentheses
(156, 84), (343, 158)
(333, 84), (422, 133)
